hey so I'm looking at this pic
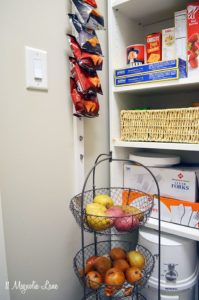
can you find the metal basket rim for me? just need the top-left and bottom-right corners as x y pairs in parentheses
(70, 187), (154, 217)
(73, 240), (155, 289)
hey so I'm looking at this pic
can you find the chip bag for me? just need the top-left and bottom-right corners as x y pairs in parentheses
(82, 0), (97, 8)
(70, 77), (99, 117)
(72, 0), (104, 30)
(67, 34), (103, 73)
(69, 14), (102, 55)
(69, 57), (103, 95)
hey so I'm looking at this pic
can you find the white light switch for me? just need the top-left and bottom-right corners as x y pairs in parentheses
(25, 46), (48, 90)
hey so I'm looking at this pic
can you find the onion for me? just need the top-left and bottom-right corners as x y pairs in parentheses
(114, 215), (140, 232)
(106, 207), (124, 225)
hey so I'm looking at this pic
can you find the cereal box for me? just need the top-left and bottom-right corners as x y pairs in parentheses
(187, 2), (199, 76)
(162, 27), (176, 61)
(146, 32), (162, 63)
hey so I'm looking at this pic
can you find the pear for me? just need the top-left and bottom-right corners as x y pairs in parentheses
(93, 194), (114, 209)
(86, 211), (111, 231)
(86, 203), (106, 214)
(86, 203), (111, 231)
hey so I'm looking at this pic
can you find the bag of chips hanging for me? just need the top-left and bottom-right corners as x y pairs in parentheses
(82, 0), (97, 8)
(70, 77), (99, 117)
(69, 57), (103, 95)
(72, 0), (104, 30)
(69, 14), (103, 55)
(67, 34), (103, 73)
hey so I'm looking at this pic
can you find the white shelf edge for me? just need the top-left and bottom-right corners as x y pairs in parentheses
(113, 77), (199, 93)
(112, 0), (130, 8)
(144, 217), (199, 241)
(112, 139), (199, 151)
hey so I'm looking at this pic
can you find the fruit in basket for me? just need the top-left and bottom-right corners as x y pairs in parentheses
(86, 211), (111, 231)
(106, 206), (124, 224)
(94, 256), (112, 275)
(86, 203), (111, 231)
(114, 214), (139, 232)
(105, 267), (125, 287)
(127, 250), (145, 270)
(126, 267), (142, 283)
(79, 264), (94, 276)
(86, 271), (102, 289)
(113, 258), (130, 272)
(122, 206), (144, 222)
(86, 203), (107, 214)
(110, 247), (127, 260)
(86, 256), (98, 267)
(93, 194), (114, 209)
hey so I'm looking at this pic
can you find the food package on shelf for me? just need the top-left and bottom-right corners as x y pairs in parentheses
(162, 27), (176, 61)
(175, 9), (187, 61)
(187, 2), (199, 76)
(146, 32), (162, 63)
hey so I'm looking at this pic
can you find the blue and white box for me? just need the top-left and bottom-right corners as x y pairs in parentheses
(114, 58), (187, 78)
(115, 69), (185, 87)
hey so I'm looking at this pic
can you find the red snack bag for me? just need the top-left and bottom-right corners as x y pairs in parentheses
(146, 32), (162, 63)
(67, 34), (103, 73)
(82, 0), (97, 8)
(187, 2), (199, 74)
(70, 78), (99, 117)
(69, 57), (103, 95)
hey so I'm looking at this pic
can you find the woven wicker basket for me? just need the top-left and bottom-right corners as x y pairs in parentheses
(121, 107), (199, 143)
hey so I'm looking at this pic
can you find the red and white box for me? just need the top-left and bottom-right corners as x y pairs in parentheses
(187, 2), (199, 76)
(146, 32), (162, 63)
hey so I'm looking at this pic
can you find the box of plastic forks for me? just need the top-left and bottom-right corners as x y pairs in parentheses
(123, 164), (199, 202)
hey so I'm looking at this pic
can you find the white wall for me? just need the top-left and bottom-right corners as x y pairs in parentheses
(0, 0), (109, 299)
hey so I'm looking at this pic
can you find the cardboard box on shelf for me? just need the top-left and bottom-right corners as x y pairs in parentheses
(114, 67), (187, 87)
(123, 164), (199, 202)
(146, 32), (162, 63)
(175, 38), (187, 62)
(175, 9), (187, 39)
(122, 190), (199, 228)
(162, 27), (176, 61)
(114, 58), (186, 77)
(187, 2), (199, 77)
(175, 9), (187, 62)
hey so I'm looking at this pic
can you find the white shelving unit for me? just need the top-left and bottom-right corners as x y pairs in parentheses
(108, 0), (199, 241)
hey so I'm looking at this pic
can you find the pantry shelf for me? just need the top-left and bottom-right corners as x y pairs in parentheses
(113, 77), (199, 94)
(145, 218), (199, 241)
(112, 0), (187, 26)
(112, 139), (199, 152)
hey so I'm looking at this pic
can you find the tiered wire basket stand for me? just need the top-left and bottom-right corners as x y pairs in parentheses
(70, 153), (161, 299)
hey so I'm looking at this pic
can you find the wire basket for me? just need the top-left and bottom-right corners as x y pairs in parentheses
(82, 291), (147, 300)
(70, 187), (153, 235)
(74, 240), (155, 298)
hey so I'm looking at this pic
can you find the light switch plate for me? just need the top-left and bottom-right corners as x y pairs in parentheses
(25, 46), (48, 91)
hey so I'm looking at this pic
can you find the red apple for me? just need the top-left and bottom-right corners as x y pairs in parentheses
(105, 267), (125, 289)
(86, 256), (98, 267)
(113, 259), (130, 272)
(126, 267), (142, 283)
(86, 271), (102, 289)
